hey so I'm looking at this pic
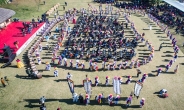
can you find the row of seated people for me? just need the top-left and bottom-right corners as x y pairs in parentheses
(26, 14), (64, 78)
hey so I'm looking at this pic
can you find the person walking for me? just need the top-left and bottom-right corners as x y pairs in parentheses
(158, 43), (162, 51)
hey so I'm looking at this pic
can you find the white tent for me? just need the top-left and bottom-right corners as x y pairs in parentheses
(162, 0), (184, 12)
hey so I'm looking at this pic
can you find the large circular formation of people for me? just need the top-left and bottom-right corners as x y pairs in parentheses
(2, 1), (183, 110)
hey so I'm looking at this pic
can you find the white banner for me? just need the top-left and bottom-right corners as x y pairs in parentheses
(84, 80), (92, 95)
(134, 82), (143, 97)
(113, 77), (121, 94)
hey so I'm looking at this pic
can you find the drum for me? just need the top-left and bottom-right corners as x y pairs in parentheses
(37, 73), (42, 79)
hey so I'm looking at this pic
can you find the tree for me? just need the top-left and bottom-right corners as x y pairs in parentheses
(0, 0), (7, 6)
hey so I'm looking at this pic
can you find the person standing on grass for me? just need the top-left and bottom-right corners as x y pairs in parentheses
(65, 2), (67, 6)
(73, 93), (79, 102)
(114, 95), (120, 104)
(105, 76), (110, 86)
(1, 78), (6, 87)
(126, 95), (132, 107)
(157, 68), (162, 76)
(140, 98), (145, 108)
(40, 96), (46, 106)
(137, 69), (142, 78)
(54, 67), (58, 77)
(174, 65), (179, 73)
(78, 94), (84, 104)
(66, 72), (72, 80)
(173, 53), (178, 62)
(85, 94), (90, 105)
(165, 64), (170, 72)
(45, 62), (51, 71)
(169, 60), (173, 67)
(141, 73), (148, 83)
(126, 75), (132, 84)
(108, 94), (113, 106)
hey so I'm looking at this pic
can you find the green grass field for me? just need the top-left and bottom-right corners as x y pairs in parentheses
(0, 0), (184, 110)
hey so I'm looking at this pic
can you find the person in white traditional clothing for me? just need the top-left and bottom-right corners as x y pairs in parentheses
(58, 56), (62, 65)
(70, 60), (73, 67)
(45, 62), (51, 71)
(118, 77), (123, 84)
(112, 61), (116, 70)
(108, 94), (113, 106)
(64, 58), (67, 67)
(118, 61), (123, 70)
(81, 61), (85, 69)
(73, 93), (79, 102)
(174, 65), (179, 73)
(76, 60), (79, 69)
(39, 44), (42, 52)
(102, 61), (106, 70)
(35, 49), (40, 57)
(40, 96), (46, 106)
(123, 60), (128, 69)
(129, 60), (134, 69)
(107, 63), (110, 70)
(54, 67), (58, 77)
(85, 94), (90, 105)
(37, 57), (41, 65)
(66, 72), (72, 80)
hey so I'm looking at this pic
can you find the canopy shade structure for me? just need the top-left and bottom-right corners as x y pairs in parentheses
(0, 8), (15, 24)
(162, 0), (184, 12)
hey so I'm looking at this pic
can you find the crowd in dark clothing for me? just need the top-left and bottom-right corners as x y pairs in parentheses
(115, 1), (184, 34)
(61, 14), (137, 62)
(148, 4), (184, 34)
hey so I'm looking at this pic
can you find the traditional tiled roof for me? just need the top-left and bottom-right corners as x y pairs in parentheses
(0, 8), (15, 23)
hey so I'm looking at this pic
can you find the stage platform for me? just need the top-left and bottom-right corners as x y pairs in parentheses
(0, 22), (45, 56)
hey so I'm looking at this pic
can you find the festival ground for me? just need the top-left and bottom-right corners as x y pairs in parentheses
(0, 0), (184, 110)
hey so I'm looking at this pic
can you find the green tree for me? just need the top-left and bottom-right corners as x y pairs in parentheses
(0, 0), (7, 5)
